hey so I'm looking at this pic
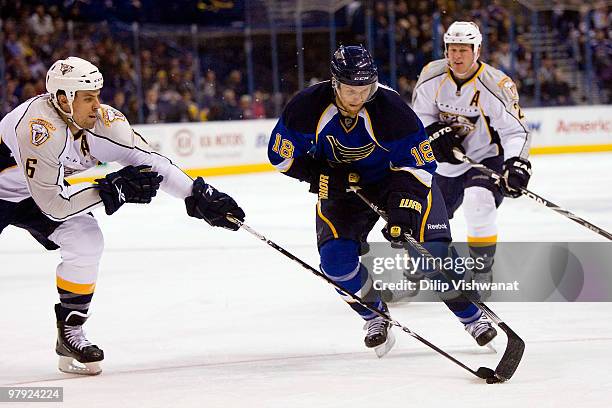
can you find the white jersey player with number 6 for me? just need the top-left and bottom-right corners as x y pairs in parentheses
(412, 21), (531, 296)
(0, 57), (246, 375)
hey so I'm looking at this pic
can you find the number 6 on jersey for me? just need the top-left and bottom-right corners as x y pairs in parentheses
(26, 158), (37, 178)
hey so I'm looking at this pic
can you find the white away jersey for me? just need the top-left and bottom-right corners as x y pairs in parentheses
(0, 94), (193, 221)
(412, 59), (530, 177)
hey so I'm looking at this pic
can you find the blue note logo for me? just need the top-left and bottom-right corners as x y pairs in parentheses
(326, 135), (375, 163)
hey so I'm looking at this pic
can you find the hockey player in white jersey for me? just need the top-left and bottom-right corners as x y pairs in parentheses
(412, 21), (531, 296)
(0, 57), (245, 375)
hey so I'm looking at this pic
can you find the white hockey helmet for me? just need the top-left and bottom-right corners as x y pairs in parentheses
(46, 56), (104, 118)
(443, 21), (482, 54)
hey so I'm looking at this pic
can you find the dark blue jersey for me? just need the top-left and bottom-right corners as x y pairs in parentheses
(268, 81), (436, 199)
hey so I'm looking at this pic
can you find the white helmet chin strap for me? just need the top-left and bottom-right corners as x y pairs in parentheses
(53, 96), (84, 131)
(449, 60), (478, 79)
(446, 46), (480, 78)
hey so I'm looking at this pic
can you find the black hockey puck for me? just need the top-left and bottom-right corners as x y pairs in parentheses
(486, 376), (504, 384)
(475, 367), (495, 379)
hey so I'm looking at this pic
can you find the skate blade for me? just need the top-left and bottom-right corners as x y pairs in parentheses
(485, 341), (497, 353)
(374, 329), (396, 358)
(58, 356), (102, 376)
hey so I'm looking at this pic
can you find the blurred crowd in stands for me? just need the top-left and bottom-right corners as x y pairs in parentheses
(1, 0), (610, 124)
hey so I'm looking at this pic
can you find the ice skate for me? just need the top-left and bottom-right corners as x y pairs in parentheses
(464, 312), (497, 347)
(55, 305), (104, 375)
(364, 316), (396, 358)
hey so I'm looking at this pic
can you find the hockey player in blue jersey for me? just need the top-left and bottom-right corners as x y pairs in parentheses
(268, 45), (496, 356)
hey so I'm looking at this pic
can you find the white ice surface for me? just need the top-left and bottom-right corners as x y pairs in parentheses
(1, 153), (612, 407)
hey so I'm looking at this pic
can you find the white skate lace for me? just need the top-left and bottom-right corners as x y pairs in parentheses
(364, 317), (386, 336)
(64, 325), (93, 350)
(465, 316), (492, 338)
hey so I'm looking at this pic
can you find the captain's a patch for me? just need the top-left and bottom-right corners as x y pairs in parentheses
(29, 118), (56, 146)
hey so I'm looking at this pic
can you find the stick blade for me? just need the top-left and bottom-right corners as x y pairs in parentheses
(494, 322), (525, 381)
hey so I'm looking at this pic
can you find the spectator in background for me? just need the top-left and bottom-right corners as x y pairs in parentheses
(396, 75), (413, 104)
(1, 80), (20, 116)
(27, 55), (47, 80)
(201, 69), (218, 106)
(2, 0), (611, 121)
(220, 88), (242, 121)
(492, 42), (511, 74)
(181, 90), (201, 122)
(225, 69), (246, 96)
(29, 5), (54, 36)
(5, 31), (26, 58)
(143, 88), (161, 124)
(540, 56), (556, 83)
(20, 82), (37, 101)
(239, 95), (254, 119)
(542, 68), (573, 106)
(159, 90), (188, 123)
(112, 90), (130, 116)
(591, 1), (609, 30)
(252, 90), (267, 119)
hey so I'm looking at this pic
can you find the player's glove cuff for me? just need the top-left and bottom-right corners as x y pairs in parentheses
(95, 165), (163, 215)
(426, 122), (465, 165)
(500, 157), (531, 198)
(382, 192), (423, 245)
(185, 177), (245, 231)
(308, 164), (360, 200)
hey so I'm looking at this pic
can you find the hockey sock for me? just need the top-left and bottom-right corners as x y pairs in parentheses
(468, 241), (496, 273)
(420, 241), (482, 324)
(320, 238), (384, 320)
(444, 295), (481, 324)
(55, 288), (94, 321)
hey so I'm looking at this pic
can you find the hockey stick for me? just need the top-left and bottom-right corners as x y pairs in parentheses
(453, 149), (612, 241)
(349, 189), (525, 383)
(227, 215), (498, 383)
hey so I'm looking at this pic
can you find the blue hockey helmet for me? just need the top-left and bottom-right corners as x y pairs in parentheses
(330, 45), (378, 86)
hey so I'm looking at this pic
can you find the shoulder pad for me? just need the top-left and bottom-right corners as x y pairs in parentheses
(364, 86), (421, 142)
(281, 81), (334, 133)
(479, 63), (520, 105)
(98, 105), (128, 128)
(16, 96), (66, 153)
(415, 59), (447, 89)
(90, 105), (147, 150)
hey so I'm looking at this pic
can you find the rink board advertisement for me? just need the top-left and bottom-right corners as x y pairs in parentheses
(133, 119), (276, 173)
(525, 105), (612, 153)
(68, 105), (612, 181)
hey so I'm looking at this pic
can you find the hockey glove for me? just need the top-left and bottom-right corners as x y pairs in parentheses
(382, 192), (423, 246)
(308, 163), (360, 200)
(96, 165), (163, 215)
(500, 157), (531, 198)
(185, 177), (245, 231)
(426, 122), (465, 165)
